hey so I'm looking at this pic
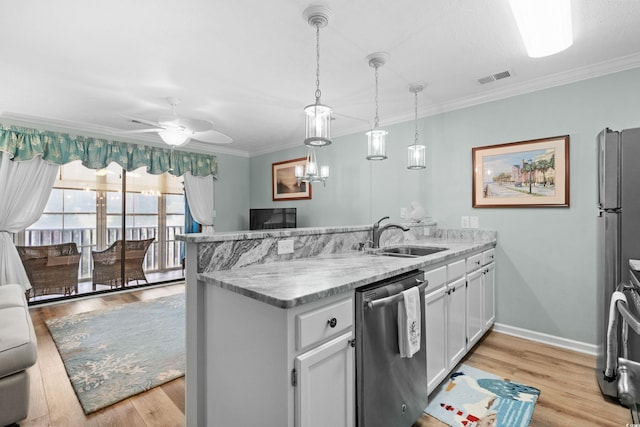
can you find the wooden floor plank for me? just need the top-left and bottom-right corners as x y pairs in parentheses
(25, 283), (633, 426)
(130, 387), (185, 427)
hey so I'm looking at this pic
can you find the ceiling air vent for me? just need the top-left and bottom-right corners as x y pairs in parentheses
(477, 70), (512, 85)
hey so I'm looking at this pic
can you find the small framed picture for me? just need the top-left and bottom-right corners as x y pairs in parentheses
(472, 135), (570, 208)
(272, 158), (311, 201)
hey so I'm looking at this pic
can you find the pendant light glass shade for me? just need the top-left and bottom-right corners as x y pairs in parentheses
(407, 144), (426, 170)
(295, 146), (329, 186)
(366, 129), (388, 160)
(159, 128), (191, 146)
(304, 102), (332, 146)
(407, 84), (426, 170)
(365, 53), (389, 160)
(303, 5), (333, 147)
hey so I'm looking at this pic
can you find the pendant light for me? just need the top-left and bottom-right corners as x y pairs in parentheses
(365, 53), (389, 160)
(294, 145), (329, 187)
(407, 84), (426, 170)
(303, 5), (333, 147)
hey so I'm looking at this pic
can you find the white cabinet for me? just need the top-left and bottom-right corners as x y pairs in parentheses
(424, 266), (447, 394)
(446, 276), (467, 368)
(483, 262), (496, 330)
(466, 268), (484, 349)
(423, 246), (497, 396)
(466, 249), (496, 350)
(424, 263), (466, 394)
(295, 332), (355, 427)
(294, 299), (355, 427)
(198, 286), (354, 427)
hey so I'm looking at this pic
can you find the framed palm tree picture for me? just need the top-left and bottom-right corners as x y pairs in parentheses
(472, 135), (570, 208)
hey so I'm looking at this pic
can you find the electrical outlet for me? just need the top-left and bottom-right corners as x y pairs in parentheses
(470, 216), (479, 228)
(277, 239), (294, 255)
(461, 216), (470, 228)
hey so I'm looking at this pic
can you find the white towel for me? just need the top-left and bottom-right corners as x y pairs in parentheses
(398, 286), (421, 358)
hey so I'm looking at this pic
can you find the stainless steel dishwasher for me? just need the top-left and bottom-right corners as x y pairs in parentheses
(355, 269), (428, 427)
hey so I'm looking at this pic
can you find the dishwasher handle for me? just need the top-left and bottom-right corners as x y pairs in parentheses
(365, 279), (428, 309)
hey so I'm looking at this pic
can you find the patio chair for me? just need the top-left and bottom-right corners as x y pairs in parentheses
(16, 242), (81, 300)
(91, 238), (154, 289)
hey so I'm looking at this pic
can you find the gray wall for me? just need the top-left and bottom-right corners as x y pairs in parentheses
(212, 152), (250, 232)
(247, 67), (640, 345)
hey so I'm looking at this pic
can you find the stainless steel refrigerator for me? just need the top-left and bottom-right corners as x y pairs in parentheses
(596, 127), (640, 420)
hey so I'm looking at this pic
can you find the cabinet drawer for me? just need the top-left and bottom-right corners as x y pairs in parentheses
(296, 298), (353, 350)
(466, 254), (483, 272)
(482, 248), (496, 265)
(424, 266), (447, 292)
(447, 260), (466, 282)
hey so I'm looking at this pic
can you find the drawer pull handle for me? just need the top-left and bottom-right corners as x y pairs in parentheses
(327, 317), (337, 328)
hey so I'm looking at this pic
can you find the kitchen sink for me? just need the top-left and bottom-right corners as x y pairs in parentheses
(377, 246), (448, 258)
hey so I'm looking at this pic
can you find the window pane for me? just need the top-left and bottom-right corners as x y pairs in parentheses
(166, 195), (185, 214)
(107, 192), (123, 213)
(106, 215), (120, 229)
(43, 189), (63, 213)
(167, 214), (184, 227)
(29, 214), (63, 230)
(64, 189), (96, 213)
(64, 213), (96, 229)
(132, 215), (158, 228)
(129, 193), (158, 214)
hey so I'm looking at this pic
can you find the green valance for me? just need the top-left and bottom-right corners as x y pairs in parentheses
(0, 125), (217, 178)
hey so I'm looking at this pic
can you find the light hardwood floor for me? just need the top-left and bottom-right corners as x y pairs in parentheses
(24, 284), (631, 427)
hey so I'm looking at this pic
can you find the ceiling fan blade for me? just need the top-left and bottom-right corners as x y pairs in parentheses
(121, 114), (161, 128)
(192, 130), (233, 144)
(118, 128), (161, 134)
(172, 117), (213, 133)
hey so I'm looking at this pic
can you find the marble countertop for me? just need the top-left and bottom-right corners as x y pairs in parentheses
(197, 238), (495, 309)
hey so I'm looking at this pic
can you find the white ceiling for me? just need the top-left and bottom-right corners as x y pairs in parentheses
(1, 0), (640, 157)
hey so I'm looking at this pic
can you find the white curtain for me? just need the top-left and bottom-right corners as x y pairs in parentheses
(183, 172), (216, 234)
(0, 153), (59, 290)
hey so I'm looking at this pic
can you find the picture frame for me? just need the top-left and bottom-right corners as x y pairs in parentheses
(472, 135), (570, 208)
(272, 157), (312, 201)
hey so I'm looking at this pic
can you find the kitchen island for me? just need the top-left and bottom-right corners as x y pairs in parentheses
(178, 225), (496, 427)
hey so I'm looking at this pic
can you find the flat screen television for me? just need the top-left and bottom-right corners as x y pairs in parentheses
(249, 208), (297, 230)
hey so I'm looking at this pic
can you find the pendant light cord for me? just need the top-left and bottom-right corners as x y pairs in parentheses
(374, 65), (380, 129)
(315, 23), (322, 102)
(413, 91), (418, 146)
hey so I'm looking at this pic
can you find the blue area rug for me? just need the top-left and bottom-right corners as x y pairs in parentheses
(46, 293), (185, 414)
(425, 364), (540, 427)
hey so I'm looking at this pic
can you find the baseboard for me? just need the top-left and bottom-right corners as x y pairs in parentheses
(493, 322), (598, 356)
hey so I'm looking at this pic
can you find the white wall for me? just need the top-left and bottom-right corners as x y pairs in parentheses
(248, 67), (640, 345)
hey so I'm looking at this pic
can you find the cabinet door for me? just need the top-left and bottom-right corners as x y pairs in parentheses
(466, 269), (484, 349)
(295, 332), (354, 427)
(426, 286), (448, 395)
(446, 277), (466, 368)
(483, 262), (496, 330)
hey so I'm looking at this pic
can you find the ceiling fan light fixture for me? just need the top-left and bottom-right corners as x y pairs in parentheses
(159, 128), (191, 146)
(508, 0), (573, 58)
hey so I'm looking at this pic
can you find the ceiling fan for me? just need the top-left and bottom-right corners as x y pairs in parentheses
(122, 97), (232, 147)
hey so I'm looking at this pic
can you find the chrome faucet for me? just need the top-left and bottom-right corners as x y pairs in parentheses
(372, 216), (409, 248)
